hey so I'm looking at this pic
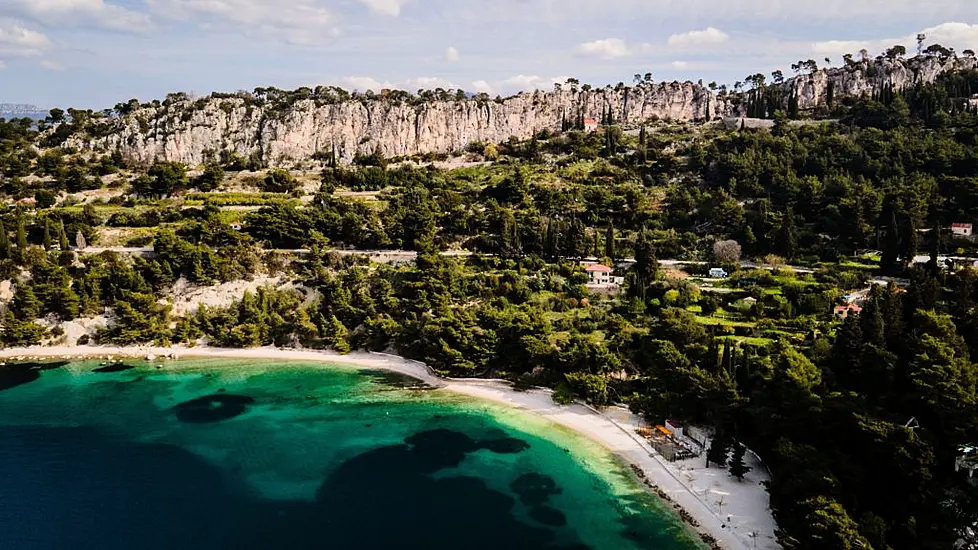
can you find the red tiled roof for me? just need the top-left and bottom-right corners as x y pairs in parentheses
(585, 264), (612, 272)
(584, 118), (598, 124)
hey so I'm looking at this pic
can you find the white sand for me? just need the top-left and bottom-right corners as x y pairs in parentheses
(0, 345), (779, 550)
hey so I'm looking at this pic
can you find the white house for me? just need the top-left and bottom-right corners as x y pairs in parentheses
(583, 118), (599, 133)
(584, 264), (615, 284)
(952, 223), (973, 238)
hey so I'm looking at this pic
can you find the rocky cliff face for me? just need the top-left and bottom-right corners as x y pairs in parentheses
(776, 55), (978, 112)
(70, 82), (725, 166)
(68, 55), (978, 167)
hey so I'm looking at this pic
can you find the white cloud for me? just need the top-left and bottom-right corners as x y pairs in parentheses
(336, 76), (393, 92)
(471, 80), (494, 95)
(40, 59), (64, 70)
(0, 20), (52, 57)
(453, 0), (969, 25)
(497, 75), (570, 93)
(667, 27), (729, 49)
(358, 0), (411, 16)
(405, 76), (458, 90)
(445, 46), (459, 62)
(7, 0), (153, 33)
(148, 0), (335, 45)
(813, 22), (978, 58)
(577, 38), (632, 58)
(671, 60), (689, 69)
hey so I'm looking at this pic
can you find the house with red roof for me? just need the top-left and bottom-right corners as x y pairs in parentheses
(834, 304), (862, 320)
(583, 118), (599, 133)
(584, 263), (616, 284)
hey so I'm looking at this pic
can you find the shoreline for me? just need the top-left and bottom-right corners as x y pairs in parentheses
(0, 345), (777, 550)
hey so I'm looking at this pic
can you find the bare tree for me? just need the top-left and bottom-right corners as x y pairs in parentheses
(713, 240), (742, 264)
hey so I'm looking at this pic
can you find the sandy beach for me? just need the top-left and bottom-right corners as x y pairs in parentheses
(0, 345), (779, 550)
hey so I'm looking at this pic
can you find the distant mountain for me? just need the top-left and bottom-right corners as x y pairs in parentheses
(0, 103), (47, 119)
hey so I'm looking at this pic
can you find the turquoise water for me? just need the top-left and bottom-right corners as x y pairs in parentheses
(0, 359), (704, 550)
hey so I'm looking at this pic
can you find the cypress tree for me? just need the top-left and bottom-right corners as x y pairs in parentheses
(592, 231), (600, 258)
(58, 220), (68, 251)
(42, 221), (52, 251)
(605, 222), (616, 260)
(544, 218), (558, 261)
(775, 208), (798, 260)
(16, 218), (27, 250)
(633, 229), (659, 285)
(0, 220), (9, 260)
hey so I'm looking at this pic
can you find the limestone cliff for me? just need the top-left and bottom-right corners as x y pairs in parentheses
(69, 82), (724, 166)
(66, 55), (978, 167)
(768, 55), (977, 113)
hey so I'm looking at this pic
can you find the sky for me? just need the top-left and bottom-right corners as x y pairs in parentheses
(0, 0), (977, 110)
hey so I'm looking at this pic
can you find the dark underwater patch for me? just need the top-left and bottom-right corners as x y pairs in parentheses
(93, 363), (137, 373)
(530, 506), (568, 527)
(0, 361), (67, 392)
(511, 473), (563, 506)
(479, 437), (531, 454)
(173, 394), (256, 423)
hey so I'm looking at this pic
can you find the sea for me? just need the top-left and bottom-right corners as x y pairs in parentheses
(0, 358), (705, 550)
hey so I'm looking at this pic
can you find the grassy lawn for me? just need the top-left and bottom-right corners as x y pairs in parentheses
(694, 315), (756, 328)
(718, 335), (773, 346)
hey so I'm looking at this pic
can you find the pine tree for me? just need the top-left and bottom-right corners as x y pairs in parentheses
(728, 442), (752, 481)
(605, 222), (616, 260)
(326, 315), (350, 354)
(0, 220), (9, 260)
(11, 284), (41, 320)
(706, 434), (730, 468)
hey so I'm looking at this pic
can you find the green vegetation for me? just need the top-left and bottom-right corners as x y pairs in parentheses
(2, 59), (978, 550)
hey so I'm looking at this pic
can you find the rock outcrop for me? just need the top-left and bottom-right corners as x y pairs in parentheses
(66, 55), (978, 167)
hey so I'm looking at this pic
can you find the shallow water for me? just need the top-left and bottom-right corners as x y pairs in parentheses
(0, 358), (704, 550)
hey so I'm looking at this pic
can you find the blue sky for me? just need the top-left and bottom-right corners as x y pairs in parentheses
(1, 0), (977, 109)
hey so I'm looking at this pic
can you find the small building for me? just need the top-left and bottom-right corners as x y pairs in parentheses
(584, 263), (615, 284)
(708, 267), (728, 279)
(952, 223), (973, 238)
(957, 445), (978, 481)
(834, 304), (862, 319)
(583, 118), (599, 132)
(229, 223), (243, 231)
